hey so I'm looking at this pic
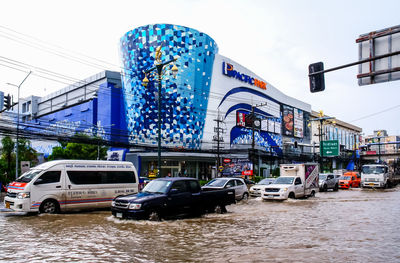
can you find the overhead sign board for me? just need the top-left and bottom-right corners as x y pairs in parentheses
(320, 140), (340, 157)
(357, 25), (400, 86)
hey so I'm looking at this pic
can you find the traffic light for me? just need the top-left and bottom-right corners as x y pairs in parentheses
(309, 62), (325, 93)
(4, 94), (11, 109)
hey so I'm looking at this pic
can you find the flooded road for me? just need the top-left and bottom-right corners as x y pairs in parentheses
(1, 187), (400, 263)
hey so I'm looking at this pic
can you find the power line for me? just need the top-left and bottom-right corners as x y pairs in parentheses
(351, 104), (400, 122)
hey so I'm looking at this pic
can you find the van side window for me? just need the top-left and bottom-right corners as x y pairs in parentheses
(67, 171), (136, 185)
(35, 171), (61, 185)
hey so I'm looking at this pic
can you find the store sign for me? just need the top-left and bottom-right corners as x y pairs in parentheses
(222, 62), (267, 90)
(320, 140), (340, 156)
(236, 111), (261, 129)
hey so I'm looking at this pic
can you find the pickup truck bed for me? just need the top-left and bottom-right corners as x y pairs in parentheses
(111, 177), (236, 220)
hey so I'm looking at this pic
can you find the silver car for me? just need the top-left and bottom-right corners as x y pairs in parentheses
(202, 177), (249, 201)
(319, 173), (339, 191)
(249, 178), (276, 197)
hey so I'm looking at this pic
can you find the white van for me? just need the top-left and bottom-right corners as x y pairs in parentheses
(4, 160), (138, 213)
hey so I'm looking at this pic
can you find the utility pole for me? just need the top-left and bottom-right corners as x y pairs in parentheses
(250, 102), (267, 178)
(213, 113), (224, 176)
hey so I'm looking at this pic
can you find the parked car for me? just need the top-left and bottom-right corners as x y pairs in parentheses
(111, 177), (236, 220)
(319, 173), (339, 191)
(249, 178), (276, 197)
(339, 172), (360, 189)
(202, 177), (249, 201)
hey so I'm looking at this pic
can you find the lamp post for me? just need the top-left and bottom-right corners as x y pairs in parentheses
(142, 45), (178, 177)
(309, 110), (335, 172)
(7, 71), (32, 179)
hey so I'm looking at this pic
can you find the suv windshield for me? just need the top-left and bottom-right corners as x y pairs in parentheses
(142, 180), (171, 194)
(274, 177), (294, 184)
(205, 178), (227, 187)
(15, 170), (41, 183)
(362, 166), (385, 174)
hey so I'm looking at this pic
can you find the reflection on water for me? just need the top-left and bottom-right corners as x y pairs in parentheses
(1, 187), (400, 263)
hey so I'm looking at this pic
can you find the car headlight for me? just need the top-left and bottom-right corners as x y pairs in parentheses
(280, 188), (288, 192)
(111, 201), (116, 207)
(128, 203), (142, 210)
(17, 192), (30, 199)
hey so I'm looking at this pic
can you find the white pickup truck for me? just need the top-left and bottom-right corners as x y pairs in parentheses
(261, 163), (319, 200)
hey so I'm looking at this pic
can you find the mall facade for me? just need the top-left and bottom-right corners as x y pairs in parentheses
(15, 24), (322, 179)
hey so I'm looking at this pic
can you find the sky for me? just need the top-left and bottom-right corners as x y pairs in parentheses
(1, 0), (399, 136)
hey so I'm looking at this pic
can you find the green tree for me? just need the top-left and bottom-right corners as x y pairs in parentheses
(1, 136), (15, 182)
(0, 136), (37, 183)
(48, 134), (108, 160)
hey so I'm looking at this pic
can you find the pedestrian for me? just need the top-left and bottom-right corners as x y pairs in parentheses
(166, 172), (171, 177)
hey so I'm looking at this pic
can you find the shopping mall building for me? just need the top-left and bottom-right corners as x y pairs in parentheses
(10, 24), (361, 178)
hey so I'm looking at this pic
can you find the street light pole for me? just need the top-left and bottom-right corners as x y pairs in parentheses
(142, 46), (178, 177)
(7, 71), (32, 179)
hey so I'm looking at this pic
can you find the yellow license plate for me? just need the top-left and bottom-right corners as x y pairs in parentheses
(5, 201), (10, 209)
(369, 183), (374, 186)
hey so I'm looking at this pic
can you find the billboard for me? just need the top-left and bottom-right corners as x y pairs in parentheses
(221, 158), (253, 177)
(294, 108), (304, 138)
(282, 105), (294, 136)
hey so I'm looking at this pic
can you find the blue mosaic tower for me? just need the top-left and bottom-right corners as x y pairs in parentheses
(120, 24), (218, 149)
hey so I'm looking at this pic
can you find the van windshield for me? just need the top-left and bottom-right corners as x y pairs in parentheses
(142, 180), (171, 194)
(362, 166), (385, 174)
(274, 177), (294, 184)
(15, 170), (42, 183)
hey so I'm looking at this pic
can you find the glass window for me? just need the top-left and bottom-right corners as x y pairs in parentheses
(35, 171), (61, 184)
(236, 179), (244, 186)
(187, 180), (200, 193)
(67, 171), (136, 185)
(226, 180), (236, 187)
(171, 181), (188, 193)
(295, 177), (302, 185)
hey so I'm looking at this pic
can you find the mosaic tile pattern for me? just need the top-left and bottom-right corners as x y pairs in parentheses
(230, 127), (283, 156)
(120, 24), (218, 149)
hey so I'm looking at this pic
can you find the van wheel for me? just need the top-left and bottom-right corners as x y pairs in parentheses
(309, 191), (315, 197)
(148, 210), (161, 221)
(288, 192), (295, 199)
(241, 193), (249, 201)
(39, 199), (59, 214)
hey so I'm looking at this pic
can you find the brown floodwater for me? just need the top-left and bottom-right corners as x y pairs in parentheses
(1, 186), (400, 263)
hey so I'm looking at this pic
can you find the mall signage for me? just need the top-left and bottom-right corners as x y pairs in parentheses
(222, 62), (267, 90)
